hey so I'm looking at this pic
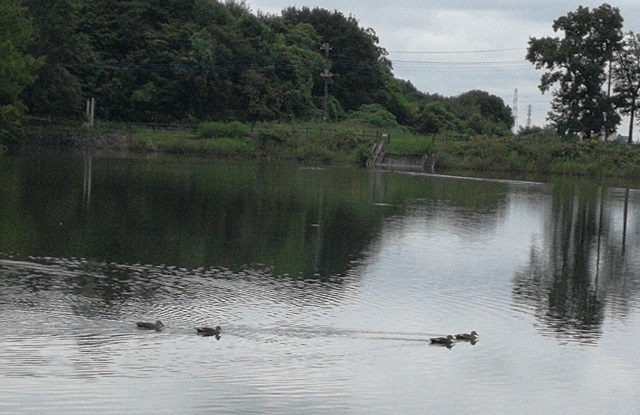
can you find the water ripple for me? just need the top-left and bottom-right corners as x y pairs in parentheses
(2, 248), (640, 414)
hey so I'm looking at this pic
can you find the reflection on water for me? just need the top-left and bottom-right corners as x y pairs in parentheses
(1, 155), (640, 413)
(512, 184), (640, 344)
(1, 155), (397, 277)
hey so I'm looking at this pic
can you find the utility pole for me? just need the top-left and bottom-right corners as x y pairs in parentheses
(320, 43), (335, 123)
(512, 88), (518, 133)
(85, 98), (95, 127)
(605, 59), (612, 142)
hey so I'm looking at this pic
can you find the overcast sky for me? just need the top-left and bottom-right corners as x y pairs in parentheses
(248, 0), (640, 136)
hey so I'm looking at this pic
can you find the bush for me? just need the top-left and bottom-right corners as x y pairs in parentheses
(256, 129), (287, 148)
(201, 137), (256, 157)
(386, 136), (433, 155)
(198, 121), (250, 139)
(317, 131), (362, 151)
(347, 104), (399, 128)
(292, 144), (334, 163)
(352, 144), (372, 166)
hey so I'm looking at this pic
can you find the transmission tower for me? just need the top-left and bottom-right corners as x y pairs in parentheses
(512, 88), (518, 133)
(526, 104), (532, 129)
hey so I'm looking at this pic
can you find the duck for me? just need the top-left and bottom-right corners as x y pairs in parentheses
(136, 320), (164, 330)
(196, 326), (222, 337)
(455, 331), (478, 341)
(430, 335), (455, 345)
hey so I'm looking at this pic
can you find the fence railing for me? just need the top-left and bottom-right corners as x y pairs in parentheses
(260, 125), (390, 141)
(26, 117), (392, 140)
(124, 122), (198, 133)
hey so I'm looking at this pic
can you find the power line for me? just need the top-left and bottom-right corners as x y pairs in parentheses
(392, 59), (526, 65)
(388, 47), (526, 54)
(69, 55), (536, 76)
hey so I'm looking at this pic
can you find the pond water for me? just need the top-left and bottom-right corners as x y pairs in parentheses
(1, 153), (640, 414)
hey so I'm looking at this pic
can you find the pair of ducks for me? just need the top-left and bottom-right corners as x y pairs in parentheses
(430, 331), (478, 346)
(136, 320), (222, 337)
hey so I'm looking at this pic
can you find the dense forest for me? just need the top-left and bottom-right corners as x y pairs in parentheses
(2, 0), (515, 143)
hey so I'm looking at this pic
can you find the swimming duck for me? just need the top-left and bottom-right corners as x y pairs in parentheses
(196, 326), (222, 336)
(136, 320), (164, 330)
(455, 331), (478, 341)
(430, 335), (455, 345)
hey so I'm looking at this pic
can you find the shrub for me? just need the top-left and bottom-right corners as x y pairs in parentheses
(347, 104), (399, 128)
(353, 144), (376, 166)
(293, 144), (334, 163)
(386, 136), (433, 155)
(256, 130), (286, 147)
(198, 121), (250, 139)
(317, 131), (362, 151)
(201, 137), (256, 157)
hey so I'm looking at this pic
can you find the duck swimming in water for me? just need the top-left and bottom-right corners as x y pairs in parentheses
(455, 331), (478, 341)
(195, 326), (222, 337)
(136, 320), (164, 330)
(430, 335), (455, 345)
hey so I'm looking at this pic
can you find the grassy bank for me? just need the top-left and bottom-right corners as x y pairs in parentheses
(124, 120), (398, 165)
(14, 119), (640, 179)
(431, 134), (640, 178)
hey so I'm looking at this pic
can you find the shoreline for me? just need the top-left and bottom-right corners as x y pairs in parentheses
(9, 126), (640, 183)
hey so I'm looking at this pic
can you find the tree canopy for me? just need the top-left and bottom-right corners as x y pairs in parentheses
(280, 7), (393, 112)
(526, 3), (624, 139)
(0, 0), (42, 143)
(613, 31), (640, 143)
(6, 0), (515, 139)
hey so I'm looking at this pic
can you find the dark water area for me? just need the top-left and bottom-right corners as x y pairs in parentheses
(1, 153), (640, 414)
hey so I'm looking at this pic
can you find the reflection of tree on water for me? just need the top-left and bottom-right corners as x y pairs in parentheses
(83, 148), (93, 208)
(512, 184), (640, 344)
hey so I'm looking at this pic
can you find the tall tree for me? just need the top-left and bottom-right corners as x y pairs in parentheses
(281, 7), (393, 114)
(22, 0), (91, 118)
(526, 4), (623, 139)
(455, 90), (514, 133)
(0, 0), (42, 143)
(613, 31), (640, 144)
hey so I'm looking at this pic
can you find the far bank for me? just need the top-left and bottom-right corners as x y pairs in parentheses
(8, 120), (640, 180)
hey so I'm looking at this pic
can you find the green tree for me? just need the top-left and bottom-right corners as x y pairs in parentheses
(265, 22), (324, 120)
(79, 0), (197, 121)
(0, 0), (42, 144)
(281, 7), (393, 114)
(526, 4), (623, 139)
(613, 31), (640, 144)
(12, 0), (523, 132)
(455, 90), (514, 132)
(22, 0), (92, 118)
(416, 102), (459, 135)
(346, 103), (399, 128)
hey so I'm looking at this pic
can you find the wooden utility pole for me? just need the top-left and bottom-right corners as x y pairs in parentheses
(512, 88), (518, 133)
(85, 98), (95, 127)
(320, 43), (334, 122)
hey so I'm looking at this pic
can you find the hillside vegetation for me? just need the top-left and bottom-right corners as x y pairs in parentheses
(3, 0), (514, 143)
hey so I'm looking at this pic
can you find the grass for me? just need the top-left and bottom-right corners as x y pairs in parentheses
(385, 134), (434, 155)
(17, 118), (640, 179)
(123, 121), (379, 163)
(131, 130), (257, 158)
(433, 135), (640, 178)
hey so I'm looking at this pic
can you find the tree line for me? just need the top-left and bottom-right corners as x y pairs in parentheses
(3, 1), (638, 146)
(1, 0), (515, 145)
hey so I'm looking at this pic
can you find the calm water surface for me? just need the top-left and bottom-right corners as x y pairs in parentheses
(1, 154), (640, 414)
